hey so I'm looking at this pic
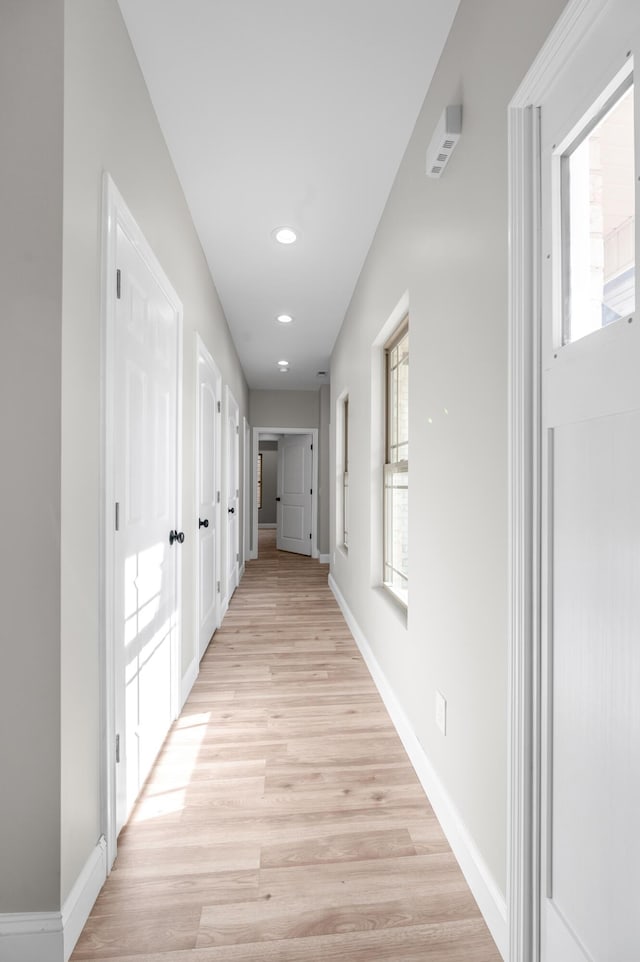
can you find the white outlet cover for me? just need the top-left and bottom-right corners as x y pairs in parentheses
(435, 690), (447, 735)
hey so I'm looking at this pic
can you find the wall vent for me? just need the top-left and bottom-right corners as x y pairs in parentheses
(426, 105), (462, 179)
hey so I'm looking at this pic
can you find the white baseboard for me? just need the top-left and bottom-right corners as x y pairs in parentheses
(180, 655), (199, 709)
(319, 553), (330, 564)
(62, 837), (107, 960)
(0, 913), (63, 962)
(258, 523), (277, 529)
(0, 838), (108, 962)
(328, 574), (508, 960)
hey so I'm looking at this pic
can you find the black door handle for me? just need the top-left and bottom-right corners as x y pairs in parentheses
(199, 518), (209, 528)
(228, 507), (235, 514)
(276, 497), (281, 501)
(169, 529), (185, 545)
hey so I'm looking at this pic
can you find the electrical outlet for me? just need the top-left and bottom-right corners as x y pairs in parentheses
(435, 690), (447, 735)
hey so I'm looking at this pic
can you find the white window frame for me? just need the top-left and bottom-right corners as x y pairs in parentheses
(383, 317), (409, 606)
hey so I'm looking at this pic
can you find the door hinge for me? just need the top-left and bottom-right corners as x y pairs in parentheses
(236, 425), (239, 434)
(116, 269), (121, 299)
(236, 552), (239, 562)
(115, 733), (120, 764)
(310, 488), (313, 495)
(236, 488), (239, 497)
(217, 491), (221, 503)
(217, 400), (221, 413)
(310, 443), (313, 450)
(309, 533), (312, 539)
(217, 580), (221, 593)
(115, 501), (120, 531)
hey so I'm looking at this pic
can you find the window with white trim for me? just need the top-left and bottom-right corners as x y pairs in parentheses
(383, 319), (408, 605)
(562, 76), (635, 343)
(342, 396), (349, 549)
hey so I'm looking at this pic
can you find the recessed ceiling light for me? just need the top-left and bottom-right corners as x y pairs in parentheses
(273, 227), (297, 245)
(277, 360), (289, 367)
(277, 314), (293, 324)
(279, 367), (290, 374)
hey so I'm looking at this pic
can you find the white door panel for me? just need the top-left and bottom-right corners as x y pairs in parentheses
(549, 413), (640, 960)
(277, 434), (312, 555)
(281, 504), (305, 541)
(114, 223), (180, 834)
(196, 344), (221, 659)
(539, 9), (640, 958)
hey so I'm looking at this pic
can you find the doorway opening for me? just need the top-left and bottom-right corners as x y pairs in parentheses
(251, 427), (319, 560)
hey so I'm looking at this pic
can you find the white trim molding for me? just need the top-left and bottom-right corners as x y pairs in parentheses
(329, 574), (507, 959)
(62, 838), (107, 960)
(0, 838), (107, 962)
(507, 1), (611, 960)
(180, 655), (199, 709)
(0, 913), (63, 962)
(319, 553), (331, 564)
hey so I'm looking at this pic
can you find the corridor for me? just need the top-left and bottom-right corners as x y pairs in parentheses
(71, 532), (499, 961)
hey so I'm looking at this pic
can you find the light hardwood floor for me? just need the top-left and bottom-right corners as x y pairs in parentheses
(72, 530), (500, 961)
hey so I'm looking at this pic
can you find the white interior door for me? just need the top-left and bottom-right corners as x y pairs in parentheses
(243, 416), (251, 563)
(196, 340), (221, 660)
(114, 222), (181, 834)
(225, 387), (239, 605)
(539, 7), (640, 959)
(276, 434), (312, 555)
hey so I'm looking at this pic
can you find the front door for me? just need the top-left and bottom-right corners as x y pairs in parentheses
(276, 434), (312, 556)
(196, 340), (221, 660)
(114, 219), (181, 834)
(539, 6), (640, 958)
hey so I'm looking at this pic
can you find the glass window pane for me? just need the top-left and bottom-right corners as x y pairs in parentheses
(384, 465), (408, 604)
(564, 82), (635, 344)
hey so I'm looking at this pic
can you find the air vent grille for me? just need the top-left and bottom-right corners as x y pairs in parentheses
(425, 105), (462, 179)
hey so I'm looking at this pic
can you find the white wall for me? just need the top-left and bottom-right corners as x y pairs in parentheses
(60, 0), (248, 904)
(250, 389), (319, 428)
(0, 0), (64, 913)
(330, 0), (567, 898)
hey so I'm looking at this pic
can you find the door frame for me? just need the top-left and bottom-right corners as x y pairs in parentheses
(251, 427), (319, 559)
(100, 173), (183, 870)
(507, 1), (610, 958)
(194, 334), (222, 667)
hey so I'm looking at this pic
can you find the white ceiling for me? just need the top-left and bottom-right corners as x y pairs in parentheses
(118, 0), (459, 390)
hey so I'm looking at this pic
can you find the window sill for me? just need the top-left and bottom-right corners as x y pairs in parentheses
(376, 584), (408, 629)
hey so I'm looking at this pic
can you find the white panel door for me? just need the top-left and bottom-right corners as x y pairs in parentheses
(114, 223), (181, 834)
(539, 7), (640, 959)
(225, 387), (239, 605)
(276, 434), (312, 555)
(196, 342), (221, 660)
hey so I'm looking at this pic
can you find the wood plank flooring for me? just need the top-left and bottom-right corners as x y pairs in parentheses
(71, 530), (500, 961)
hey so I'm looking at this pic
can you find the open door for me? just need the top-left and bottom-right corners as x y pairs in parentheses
(276, 434), (312, 556)
(537, 17), (640, 960)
